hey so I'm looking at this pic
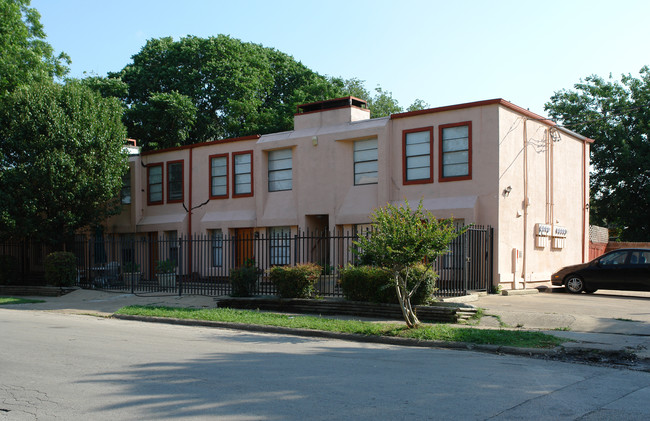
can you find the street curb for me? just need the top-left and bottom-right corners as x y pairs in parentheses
(112, 314), (564, 358)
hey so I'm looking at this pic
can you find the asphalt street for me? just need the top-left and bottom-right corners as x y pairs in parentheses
(1, 309), (650, 420)
(5, 288), (650, 362)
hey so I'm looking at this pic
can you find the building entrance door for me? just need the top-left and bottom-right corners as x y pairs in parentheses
(234, 228), (255, 267)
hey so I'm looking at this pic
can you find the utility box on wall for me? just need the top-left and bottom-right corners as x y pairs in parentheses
(552, 225), (567, 249)
(534, 223), (552, 248)
(512, 248), (523, 273)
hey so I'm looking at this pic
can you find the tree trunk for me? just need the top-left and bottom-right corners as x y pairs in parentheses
(395, 272), (420, 328)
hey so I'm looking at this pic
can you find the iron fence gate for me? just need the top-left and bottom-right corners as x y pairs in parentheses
(1, 226), (493, 297)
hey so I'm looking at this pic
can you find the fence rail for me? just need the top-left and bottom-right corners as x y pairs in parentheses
(1, 226), (493, 298)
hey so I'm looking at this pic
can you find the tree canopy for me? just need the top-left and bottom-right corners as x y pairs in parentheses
(545, 68), (650, 241)
(0, 0), (69, 97)
(0, 1), (130, 244)
(0, 81), (128, 243)
(108, 36), (429, 150)
(111, 35), (344, 149)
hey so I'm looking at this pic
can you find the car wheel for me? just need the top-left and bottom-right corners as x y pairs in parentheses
(565, 275), (585, 294)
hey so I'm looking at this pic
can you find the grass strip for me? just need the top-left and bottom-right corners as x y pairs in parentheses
(0, 297), (46, 305)
(116, 305), (565, 349)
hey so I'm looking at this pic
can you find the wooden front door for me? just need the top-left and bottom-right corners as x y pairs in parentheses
(234, 228), (255, 267)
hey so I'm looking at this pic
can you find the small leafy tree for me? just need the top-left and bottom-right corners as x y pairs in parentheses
(354, 200), (461, 328)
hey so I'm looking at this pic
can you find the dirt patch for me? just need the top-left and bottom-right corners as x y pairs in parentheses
(538, 348), (650, 372)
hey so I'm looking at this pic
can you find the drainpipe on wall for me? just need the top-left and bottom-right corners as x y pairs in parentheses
(184, 147), (193, 275)
(521, 118), (529, 289)
(582, 139), (587, 263)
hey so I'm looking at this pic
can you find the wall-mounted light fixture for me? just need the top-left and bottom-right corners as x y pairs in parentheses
(549, 127), (562, 142)
(312, 136), (318, 146)
(502, 186), (512, 197)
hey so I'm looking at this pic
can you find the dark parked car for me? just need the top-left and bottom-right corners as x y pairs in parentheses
(552, 248), (650, 293)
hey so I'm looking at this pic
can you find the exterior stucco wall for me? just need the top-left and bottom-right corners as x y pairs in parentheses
(389, 105), (500, 226)
(103, 98), (590, 290)
(496, 106), (589, 288)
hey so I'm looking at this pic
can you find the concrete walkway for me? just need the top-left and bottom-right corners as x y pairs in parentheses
(2, 288), (649, 368)
(465, 288), (650, 364)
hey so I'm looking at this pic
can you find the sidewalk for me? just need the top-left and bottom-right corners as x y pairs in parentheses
(3, 288), (649, 369)
(466, 289), (650, 365)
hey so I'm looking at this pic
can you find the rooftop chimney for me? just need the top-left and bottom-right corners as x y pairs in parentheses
(294, 96), (370, 130)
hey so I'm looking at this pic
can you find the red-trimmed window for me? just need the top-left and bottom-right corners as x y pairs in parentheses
(233, 150), (253, 197)
(147, 163), (163, 205)
(439, 121), (472, 181)
(209, 154), (229, 199)
(353, 139), (378, 185)
(403, 127), (433, 184)
(167, 160), (184, 203)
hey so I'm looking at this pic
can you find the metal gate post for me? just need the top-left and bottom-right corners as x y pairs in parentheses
(463, 229), (470, 295)
(177, 236), (183, 297)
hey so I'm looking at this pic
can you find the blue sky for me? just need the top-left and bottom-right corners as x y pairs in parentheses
(32, 0), (650, 117)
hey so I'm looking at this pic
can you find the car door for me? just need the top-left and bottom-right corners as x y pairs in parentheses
(627, 250), (650, 291)
(589, 250), (630, 289)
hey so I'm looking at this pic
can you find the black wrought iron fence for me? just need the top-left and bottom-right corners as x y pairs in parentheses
(1, 225), (493, 297)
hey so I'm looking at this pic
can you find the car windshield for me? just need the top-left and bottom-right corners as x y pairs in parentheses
(599, 250), (628, 265)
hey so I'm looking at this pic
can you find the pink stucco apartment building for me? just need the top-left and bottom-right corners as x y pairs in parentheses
(108, 97), (592, 291)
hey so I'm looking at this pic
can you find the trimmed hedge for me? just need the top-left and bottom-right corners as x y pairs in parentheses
(339, 263), (437, 305)
(230, 259), (263, 297)
(269, 263), (321, 298)
(44, 252), (77, 287)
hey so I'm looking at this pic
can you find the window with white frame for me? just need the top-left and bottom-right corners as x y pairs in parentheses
(440, 122), (471, 180)
(210, 154), (228, 198)
(353, 223), (373, 236)
(147, 164), (163, 205)
(211, 229), (223, 267)
(269, 226), (291, 265)
(353, 139), (378, 185)
(403, 128), (433, 183)
(352, 223), (373, 264)
(233, 151), (253, 196)
(268, 149), (292, 192)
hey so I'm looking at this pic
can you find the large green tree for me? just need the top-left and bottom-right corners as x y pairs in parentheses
(113, 36), (431, 150)
(0, 81), (128, 243)
(126, 91), (198, 150)
(0, 0), (69, 96)
(112, 35), (344, 148)
(545, 68), (650, 241)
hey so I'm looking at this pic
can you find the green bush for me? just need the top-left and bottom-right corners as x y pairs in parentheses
(339, 263), (437, 305)
(123, 261), (141, 273)
(155, 259), (176, 274)
(339, 265), (391, 302)
(230, 258), (262, 297)
(44, 252), (77, 287)
(0, 255), (18, 285)
(269, 263), (321, 298)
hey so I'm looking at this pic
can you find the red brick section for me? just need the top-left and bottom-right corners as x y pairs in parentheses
(589, 242), (608, 260)
(605, 242), (650, 252)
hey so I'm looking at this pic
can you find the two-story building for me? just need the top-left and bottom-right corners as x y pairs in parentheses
(107, 96), (592, 291)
